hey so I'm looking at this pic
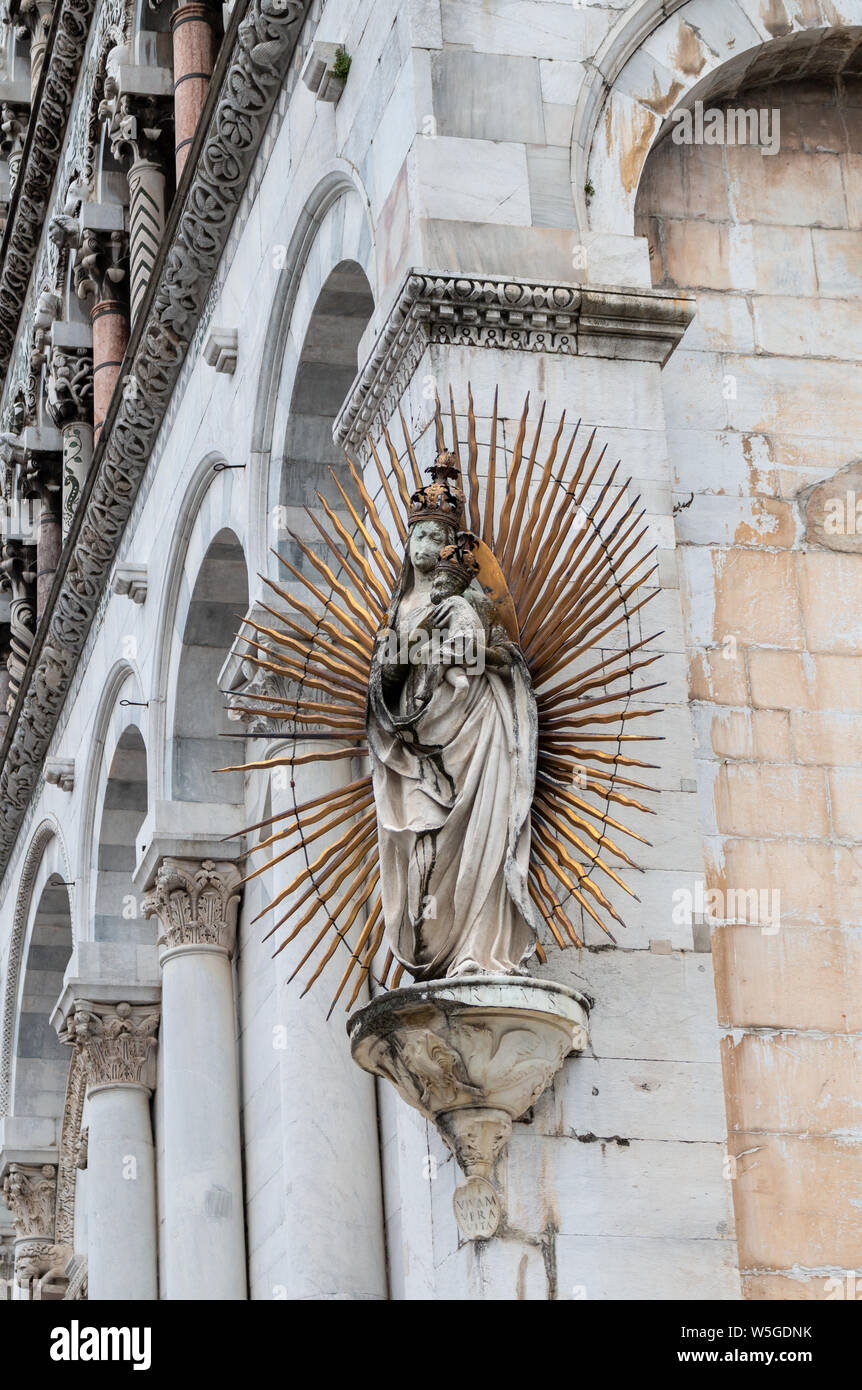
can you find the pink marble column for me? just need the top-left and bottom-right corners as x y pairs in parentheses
(91, 301), (129, 443)
(171, 3), (217, 180)
(36, 494), (61, 619)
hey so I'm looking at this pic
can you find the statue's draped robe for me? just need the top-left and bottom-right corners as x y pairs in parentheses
(367, 590), (540, 979)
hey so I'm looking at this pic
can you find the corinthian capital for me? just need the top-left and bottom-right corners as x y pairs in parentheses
(60, 1000), (159, 1092)
(1, 1162), (56, 1239)
(142, 858), (242, 956)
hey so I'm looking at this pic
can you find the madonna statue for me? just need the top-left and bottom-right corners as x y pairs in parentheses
(366, 451), (542, 980)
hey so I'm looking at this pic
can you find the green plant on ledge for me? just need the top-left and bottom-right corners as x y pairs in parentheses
(332, 46), (351, 82)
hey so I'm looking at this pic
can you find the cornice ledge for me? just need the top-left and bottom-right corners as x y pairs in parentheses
(0, 0), (315, 882)
(334, 269), (695, 457)
(0, 0), (98, 382)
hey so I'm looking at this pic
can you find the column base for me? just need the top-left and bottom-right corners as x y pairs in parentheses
(348, 975), (589, 1240)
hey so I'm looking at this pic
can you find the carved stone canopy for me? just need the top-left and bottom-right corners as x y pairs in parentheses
(349, 976), (589, 1240)
(141, 857), (243, 957)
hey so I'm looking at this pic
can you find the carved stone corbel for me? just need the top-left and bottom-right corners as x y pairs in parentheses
(112, 562), (147, 603)
(44, 755), (74, 790)
(350, 977), (590, 1240)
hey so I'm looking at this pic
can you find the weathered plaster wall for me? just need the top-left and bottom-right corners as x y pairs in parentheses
(637, 76), (862, 1298)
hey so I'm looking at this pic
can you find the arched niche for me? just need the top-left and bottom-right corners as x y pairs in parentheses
(274, 258), (375, 568)
(578, 0), (862, 235)
(248, 175), (375, 582)
(11, 869), (72, 1122)
(171, 527), (249, 804)
(92, 724), (150, 943)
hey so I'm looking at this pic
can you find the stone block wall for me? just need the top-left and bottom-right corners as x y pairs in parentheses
(637, 75), (862, 1297)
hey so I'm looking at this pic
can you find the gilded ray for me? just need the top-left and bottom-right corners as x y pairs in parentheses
(226, 387), (662, 1008)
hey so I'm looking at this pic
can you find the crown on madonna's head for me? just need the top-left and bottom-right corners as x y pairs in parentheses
(408, 449), (465, 528)
(435, 530), (480, 587)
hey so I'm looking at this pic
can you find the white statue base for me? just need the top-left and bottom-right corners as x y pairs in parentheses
(348, 975), (590, 1240)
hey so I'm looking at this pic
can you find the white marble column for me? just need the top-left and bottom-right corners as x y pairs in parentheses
(128, 159), (167, 325)
(143, 858), (247, 1300)
(0, 1161), (58, 1299)
(63, 999), (159, 1301)
(266, 743), (388, 1300)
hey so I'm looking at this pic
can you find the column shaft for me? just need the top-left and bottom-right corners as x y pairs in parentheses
(35, 495), (61, 619)
(160, 944), (246, 1299)
(171, 4), (217, 179)
(128, 160), (167, 325)
(61, 421), (93, 538)
(91, 301), (129, 442)
(87, 1084), (157, 1301)
(269, 745), (388, 1300)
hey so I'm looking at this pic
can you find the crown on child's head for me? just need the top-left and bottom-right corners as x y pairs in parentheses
(435, 530), (480, 587)
(408, 449), (465, 528)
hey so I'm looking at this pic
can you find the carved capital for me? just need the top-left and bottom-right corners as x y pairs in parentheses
(225, 657), (290, 734)
(46, 345), (93, 427)
(0, 537), (36, 595)
(1, 1162), (56, 1239)
(100, 85), (172, 168)
(60, 999), (159, 1092)
(73, 225), (129, 306)
(142, 858), (242, 956)
(0, 100), (29, 187)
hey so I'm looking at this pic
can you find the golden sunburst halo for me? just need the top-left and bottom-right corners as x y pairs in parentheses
(220, 388), (663, 1014)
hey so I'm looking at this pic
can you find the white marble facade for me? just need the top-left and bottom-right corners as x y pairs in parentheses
(2, 0), (860, 1301)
